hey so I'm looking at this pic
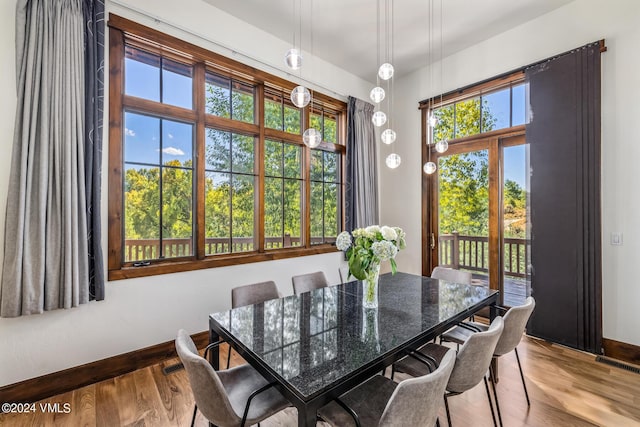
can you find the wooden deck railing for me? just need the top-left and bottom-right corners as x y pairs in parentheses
(124, 235), (333, 262)
(438, 233), (529, 278)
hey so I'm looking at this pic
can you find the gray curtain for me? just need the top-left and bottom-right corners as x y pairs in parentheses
(83, 0), (105, 301)
(526, 41), (602, 353)
(345, 97), (379, 231)
(1, 0), (102, 317)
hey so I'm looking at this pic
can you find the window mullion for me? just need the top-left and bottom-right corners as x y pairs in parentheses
(303, 105), (311, 248)
(195, 62), (206, 260)
(257, 84), (266, 252)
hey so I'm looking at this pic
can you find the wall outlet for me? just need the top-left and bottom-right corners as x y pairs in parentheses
(610, 232), (623, 246)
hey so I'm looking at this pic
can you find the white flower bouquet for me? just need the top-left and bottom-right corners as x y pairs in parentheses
(336, 225), (406, 281)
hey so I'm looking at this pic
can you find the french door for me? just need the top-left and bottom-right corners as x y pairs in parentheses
(423, 128), (528, 306)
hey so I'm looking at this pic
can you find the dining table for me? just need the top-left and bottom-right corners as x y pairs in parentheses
(208, 271), (498, 427)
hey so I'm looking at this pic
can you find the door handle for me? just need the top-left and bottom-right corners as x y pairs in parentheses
(430, 233), (435, 250)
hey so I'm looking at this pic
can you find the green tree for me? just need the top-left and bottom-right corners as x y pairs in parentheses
(435, 99), (495, 237)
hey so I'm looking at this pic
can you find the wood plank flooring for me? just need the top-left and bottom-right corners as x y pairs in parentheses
(1, 335), (639, 426)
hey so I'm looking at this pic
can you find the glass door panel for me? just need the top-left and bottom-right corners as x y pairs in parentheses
(502, 145), (531, 306)
(437, 148), (490, 288)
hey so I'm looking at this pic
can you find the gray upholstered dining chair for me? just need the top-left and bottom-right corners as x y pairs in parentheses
(430, 266), (473, 285)
(338, 265), (350, 284)
(441, 296), (536, 411)
(232, 280), (281, 309)
(175, 329), (291, 427)
(392, 317), (504, 427)
(317, 348), (456, 427)
(292, 271), (329, 295)
(228, 280), (281, 367)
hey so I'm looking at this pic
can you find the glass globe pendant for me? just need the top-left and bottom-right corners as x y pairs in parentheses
(435, 139), (449, 153)
(386, 153), (401, 169)
(381, 129), (396, 145)
(428, 113), (438, 128)
(423, 161), (437, 174)
(303, 128), (322, 148)
(369, 87), (385, 103)
(285, 48), (302, 70)
(291, 86), (310, 108)
(378, 63), (394, 80)
(372, 111), (387, 127)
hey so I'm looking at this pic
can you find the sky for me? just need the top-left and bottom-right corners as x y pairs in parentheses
(123, 53), (528, 189)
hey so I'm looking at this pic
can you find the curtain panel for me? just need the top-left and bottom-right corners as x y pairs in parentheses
(526, 42), (602, 353)
(0, 0), (105, 317)
(345, 97), (379, 231)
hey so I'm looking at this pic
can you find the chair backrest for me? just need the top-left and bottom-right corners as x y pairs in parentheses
(175, 329), (240, 426)
(338, 265), (350, 284)
(431, 266), (472, 285)
(494, 297), (535, 356)
(232, 280), (280, 308)
(292, 271), (329, 295)
(379, 348), (456, 427)
(447, 317), (504, 394)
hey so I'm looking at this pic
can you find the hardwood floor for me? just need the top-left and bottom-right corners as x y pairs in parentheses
(2, 336), (639, 426)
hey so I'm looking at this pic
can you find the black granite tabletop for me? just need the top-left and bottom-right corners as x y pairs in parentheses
(209, 272), (497, 401)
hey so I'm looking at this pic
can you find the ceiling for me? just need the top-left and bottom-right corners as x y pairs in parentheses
(203, 0), (573, 83)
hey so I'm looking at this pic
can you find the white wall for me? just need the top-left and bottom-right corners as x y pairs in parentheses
(382, 0), (640, 347)
(0, 0), (372, 387)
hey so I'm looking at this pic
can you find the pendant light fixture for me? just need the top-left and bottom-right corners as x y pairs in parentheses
(285, 0), (302, 70)
(386, 153), (401, 169)
(423, 0), (446, 175)
(302, 0), (321, 148)
(291, 85), (310, 108)
(287, 0), (311, 109)
(372, 0), (400, 168)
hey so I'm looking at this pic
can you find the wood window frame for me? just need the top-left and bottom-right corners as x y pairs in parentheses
(108, 15), (346, 280)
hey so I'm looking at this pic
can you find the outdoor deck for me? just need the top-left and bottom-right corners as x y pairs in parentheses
(471, 273), (529, 307)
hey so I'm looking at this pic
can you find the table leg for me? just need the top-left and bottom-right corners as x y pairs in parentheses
(209, 328), (220, 370)
(297, 405), (317, 427)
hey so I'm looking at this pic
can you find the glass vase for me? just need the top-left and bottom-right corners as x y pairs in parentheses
(362, 262), (381, 309)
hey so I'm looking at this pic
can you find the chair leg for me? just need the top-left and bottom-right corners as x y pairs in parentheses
(443, 395), (452, 427)
(489, 366), (503, 427)
(226, 346), (232, 369)
(483, 376), (498, 427)
(390, 364), (396, 381)
(514, 347), (531, 406)
(191, 404), (197, 427)
(436, 417), (441, 427)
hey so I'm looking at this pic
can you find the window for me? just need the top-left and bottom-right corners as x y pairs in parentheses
(432, 82), (527, 142)
(310, 150), (341, 244)
(264, 140), (303, 249)
(310, 104), (339, 144)
(421, 71), (529, 307)
(108, 16), (346, 279)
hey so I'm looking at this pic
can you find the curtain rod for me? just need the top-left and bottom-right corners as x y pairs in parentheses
(419, 39), (606, 107)
(108, 0), (348, 101)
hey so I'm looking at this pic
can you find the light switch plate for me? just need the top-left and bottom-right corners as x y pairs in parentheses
(611, 232), (623, 246)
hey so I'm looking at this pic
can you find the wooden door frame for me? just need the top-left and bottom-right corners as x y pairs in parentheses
(422, 125), (525, 302)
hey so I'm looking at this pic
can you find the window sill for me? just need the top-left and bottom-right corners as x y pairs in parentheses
(108, 245), (339, 281)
